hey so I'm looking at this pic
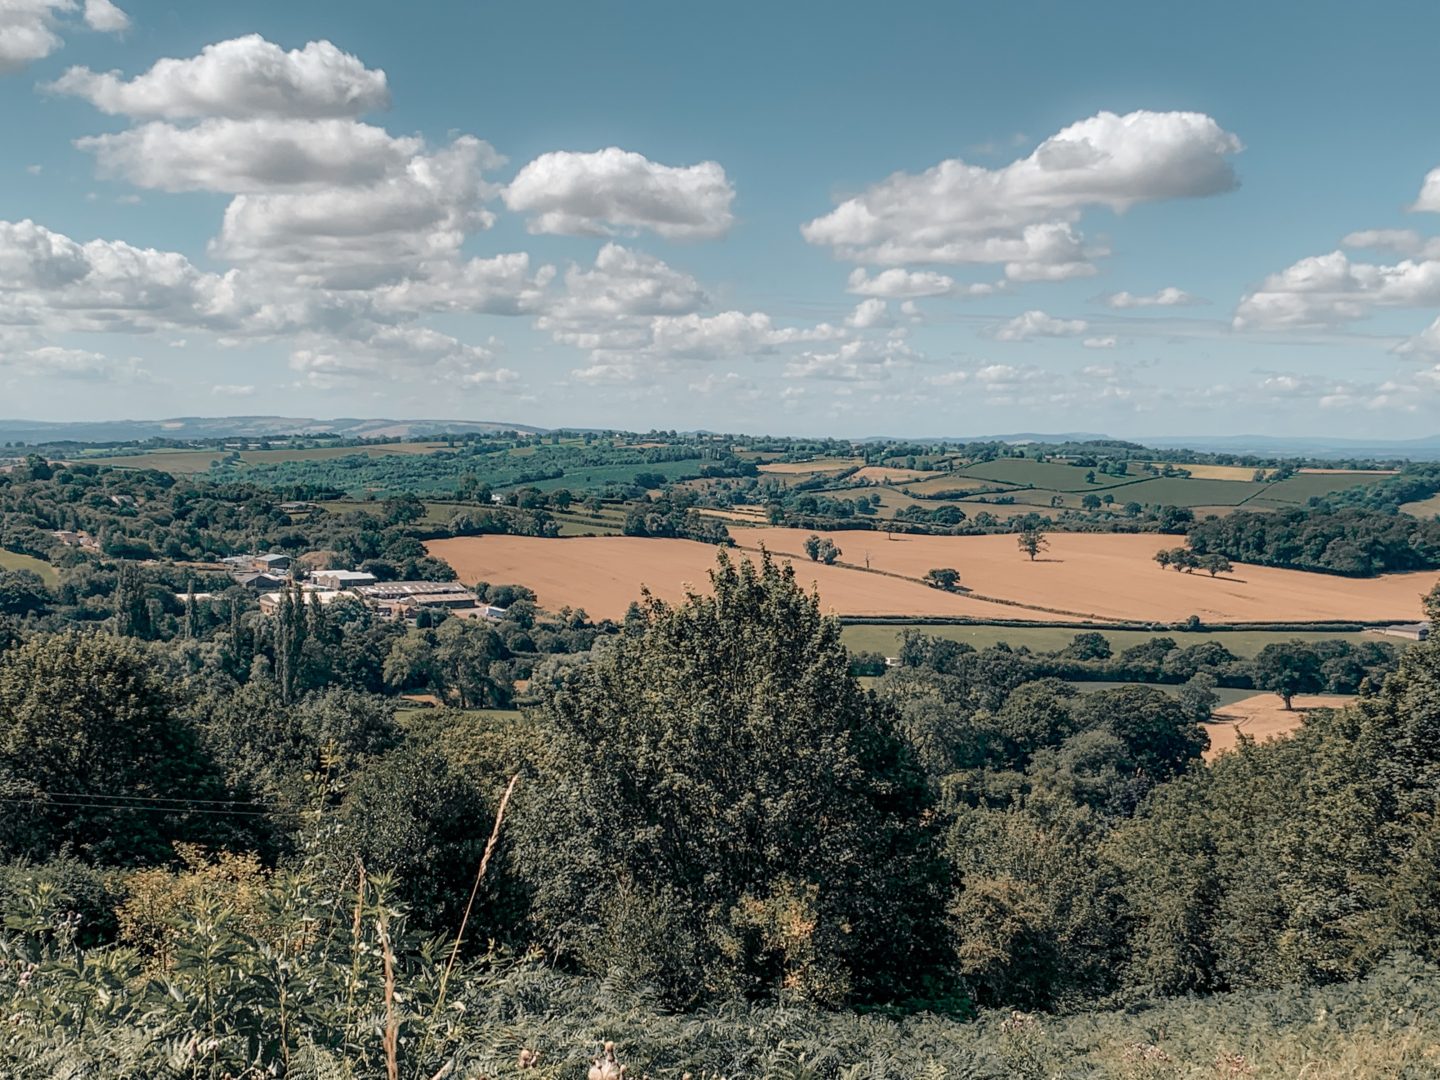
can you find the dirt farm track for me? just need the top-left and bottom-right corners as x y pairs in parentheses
(427, 530), (1440, 625)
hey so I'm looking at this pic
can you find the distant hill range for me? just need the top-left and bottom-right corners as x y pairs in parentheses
(0, 416), (544, 445)
(1141, 434), (1440, 459)
(3, 417), (1440, 461)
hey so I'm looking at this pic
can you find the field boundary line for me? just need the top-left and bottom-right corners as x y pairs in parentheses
(732, 540), (1131, 624)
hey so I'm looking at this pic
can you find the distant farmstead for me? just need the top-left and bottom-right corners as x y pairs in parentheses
(1374, 622), (1431, 642)
(310, 569), (378, 590)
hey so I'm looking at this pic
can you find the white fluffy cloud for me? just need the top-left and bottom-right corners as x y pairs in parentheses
(1235, 165), (1440, 349)
(211, 135), (505, 287)
(59, 36), (506, 287)
(992, 309), (1088, 341)
(49, 34), (386, 118)
(1412, 167), (1440, 213)
(1233, 250), (1440, 330)
(541, 243), (706, 322)
(785, 336), (916, 382)
(0, 218), (255, 333)
(0, 343), (145, 381)
(0, 0), (127, 74)
(81, 0), (126, 32)
(504, 147), (734, 239)
(77, 117), (422, 192)
(845, 297), (890, 329)
(802, 110), (1241, 279)
(845, 266), (997, 298)
(1102, 286), (1198, 308)
(290, 324), (517, 389)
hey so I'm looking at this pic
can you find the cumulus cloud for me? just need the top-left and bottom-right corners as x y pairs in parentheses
(504, 147), (734, 239)
(0, 1), (128, 75)
(845, 266), (997, 298)
(1233, 250), (1440, 330)
(845, 297), (890, 329)
(992, 309), (1088, 341)
(49, 34), (386, 118)
(1102, 286), (1198, 308)
(1412, 167), (1440, 214)
(290, 324), (517, 389)
(785, 336), (916, 382)
(77, 118), (423, 193)
(541, 243), (706, 322)
(58, 36), (506, 287)
(0, 343), (146, 381)
(0, 217), (257, 333)
(211, 135), (505, 286)
(1396, 316), (1440, 356)
(81, 0), (126, 32)
(802, 110), (1241, 278)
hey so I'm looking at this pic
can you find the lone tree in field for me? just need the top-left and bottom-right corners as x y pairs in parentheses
(1199, 553), (1233, 577)
(803, 534), (841, 565)
(1254, 641), (1325, 710)
(1017, 527), (1049, 561)
(513, 552), (947, 1007)
(924, 567), (961, 591)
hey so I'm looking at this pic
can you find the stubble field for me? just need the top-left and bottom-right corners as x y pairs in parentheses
(427, 529), (1439, 624)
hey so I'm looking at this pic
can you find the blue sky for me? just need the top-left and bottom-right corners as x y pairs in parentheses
(3, 0), (1440, 437)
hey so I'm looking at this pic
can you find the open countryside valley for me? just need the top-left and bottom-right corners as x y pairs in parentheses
(10, 3), (1440, 1074)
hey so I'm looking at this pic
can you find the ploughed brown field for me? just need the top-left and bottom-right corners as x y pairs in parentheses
(426, 529), (1440, 624)
(1202, 693), (1354, 761)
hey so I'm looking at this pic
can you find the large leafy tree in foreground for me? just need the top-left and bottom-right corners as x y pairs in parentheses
(0, 632), (246, 865)
(514, 551), (948, 1006)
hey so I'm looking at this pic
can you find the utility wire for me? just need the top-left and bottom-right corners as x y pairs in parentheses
(0, 797), (302, 817)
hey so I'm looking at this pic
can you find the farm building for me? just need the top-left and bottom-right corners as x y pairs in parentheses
(310, 569), (378, 590)
(234, 571), (289, 591)
(256, 553), (292, 571)
(449, 604), (509, 621)
(350, 581), (478, 603)
(1374, 622), (1431, 642)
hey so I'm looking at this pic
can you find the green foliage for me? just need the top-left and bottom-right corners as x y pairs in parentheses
(923, 567), (961, 590)
(513, 552), (949, 1006)
(0, 632), (249, 865)
(1254, 641), (1325, 708)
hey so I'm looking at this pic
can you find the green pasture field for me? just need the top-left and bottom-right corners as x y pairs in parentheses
(1080, 476), (1261, 507)
(317, 498), (630, 536)
(949, 458), (1140, 491)
(839, 622), (1374, 658)
(895, 474), (1009, 496)
(85, 442), (449, 474)
(1402, 494), (1440, 519)
(1248, 471), (1394, 505)
(0, 548), (58, 585)
(500, 458), (706, 493)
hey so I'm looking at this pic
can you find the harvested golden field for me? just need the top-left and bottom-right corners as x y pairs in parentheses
(428, 536), (1037, 621)
(429, 530), (1439, 625)
(697, 505), (769, 524)
(1202, 693), (1353, 760)
(1298, 467), (1399, 475)
(851, 466), (930, 483)
(1143, 462), (1270, 481)
(734, 528), (1440, 624)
